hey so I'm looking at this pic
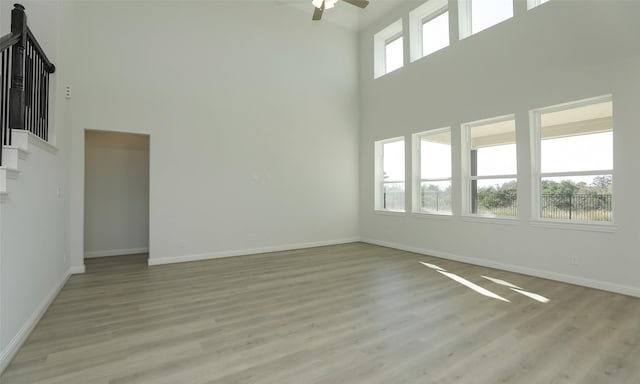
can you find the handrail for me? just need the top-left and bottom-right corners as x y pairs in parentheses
(26, 27), (55, 73)
(0, 32), (19, 52)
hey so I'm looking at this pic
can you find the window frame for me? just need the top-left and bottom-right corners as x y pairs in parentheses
(458, 0), (514, 40)
(461, 114), (518, 218)
(384, 32), (404, 74)
(374, 136), (406, 212)
(527, 0), (550, 10)
(409, 0), (449, 63)
(412, 127), (452, 215)
(530, 95), (614, 225)
(374, 19), (404, 78)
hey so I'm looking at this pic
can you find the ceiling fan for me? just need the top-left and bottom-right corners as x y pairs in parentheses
(312, 0), (370, 21)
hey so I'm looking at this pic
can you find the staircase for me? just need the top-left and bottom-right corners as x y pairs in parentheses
(0, 129), (57, 202)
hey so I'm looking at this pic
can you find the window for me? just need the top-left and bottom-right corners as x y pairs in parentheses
(375, 137), (405, 211)
(527, 0), (550, 10)
(409, 0), (449, 62)
(463, 116), (517, 217)
(532, 96), (613, 223)
(385, 35), (404, 73)
(374, 20), (403, 78)
(459, 0), (513, 39)
(413, 128), (452, 214)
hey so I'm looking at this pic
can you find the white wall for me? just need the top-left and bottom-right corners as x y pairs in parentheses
(0, 138), (69, 369)
(359, 1), (640, 295)
(63, 1), (360, 267)
(0, 1), (5, 32)
(84, 131), (149, 257)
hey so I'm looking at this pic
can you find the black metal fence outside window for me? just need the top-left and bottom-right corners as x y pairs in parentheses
(541, 193), (612, 221)
(473, 193), (612, 221)
(420, 190), (452, 213)
(382, 182), (404, 210)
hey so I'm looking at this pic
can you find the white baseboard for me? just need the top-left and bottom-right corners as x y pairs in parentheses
(360, 237), (640, 298)
(148, 238), (360, 266)
(84, 247), (149, 258)
(0, 268), (72, 374)
(70, 265), (86, 274)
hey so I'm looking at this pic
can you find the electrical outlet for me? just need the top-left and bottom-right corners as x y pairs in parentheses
(569, 255), (579, 266)
(65, 85), (71, 99)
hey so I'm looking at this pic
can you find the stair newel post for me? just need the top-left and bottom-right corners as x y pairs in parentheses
(9, 3), (27, 138)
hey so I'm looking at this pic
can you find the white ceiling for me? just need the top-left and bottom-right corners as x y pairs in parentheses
(276, 0), (409, 30)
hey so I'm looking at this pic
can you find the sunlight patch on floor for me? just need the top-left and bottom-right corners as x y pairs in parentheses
(436, 270), (510, 303)
(420, 262), (446, 271)
(510, 288), (551, 303)
(482, 275), (550, 303)
(481, 275), (522, 289)
(422, 263), (551, 304)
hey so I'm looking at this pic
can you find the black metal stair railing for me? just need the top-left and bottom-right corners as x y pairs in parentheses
(0, 3), (55, 167)
(0, 34), (17, 166)
(25, 27), (55, 141)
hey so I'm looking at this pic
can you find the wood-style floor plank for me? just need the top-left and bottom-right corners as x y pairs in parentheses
(2, 243), (640, 383)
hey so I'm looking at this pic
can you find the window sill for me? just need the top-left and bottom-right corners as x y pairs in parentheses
(529, 219), (618, 233)
(411, 211), (455, 220)
(461, 215), (520, 226)
(374, 209), (407, 216)
(375, 68), (403, 79)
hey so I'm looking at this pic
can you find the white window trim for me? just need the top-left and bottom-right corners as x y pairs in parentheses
(374, 19), (403, 79)
(412, 211), (457, 221)
(457, 0), (473, 40)
(461, 114), (517, 218)
(462, 215), (520, 226)
(375, 136), (406, 212)
(374, 210), (408, 217)
(527, 0), (548, 10)
(458, 0), (513, 40)
(412, 127), (452, 215)
(528, 220), (618, 233)
(409, 0), (448, 62)
(530, 94), (614, 225)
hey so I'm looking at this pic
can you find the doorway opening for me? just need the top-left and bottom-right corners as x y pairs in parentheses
(84, 130), (150, 267)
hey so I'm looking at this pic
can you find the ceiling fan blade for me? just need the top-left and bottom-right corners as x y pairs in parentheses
(342, 0), (370, 8)
(312, 2), (324, 20)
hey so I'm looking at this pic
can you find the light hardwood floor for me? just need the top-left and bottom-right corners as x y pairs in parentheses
(2, 243), (640, 383)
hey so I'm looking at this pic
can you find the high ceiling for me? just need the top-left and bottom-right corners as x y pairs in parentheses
(277, 0), (409, 30)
